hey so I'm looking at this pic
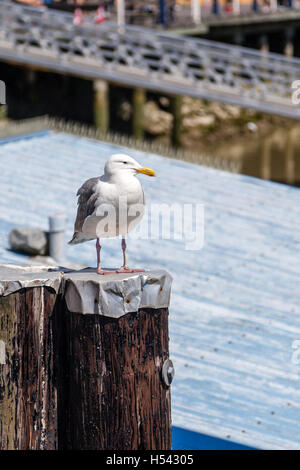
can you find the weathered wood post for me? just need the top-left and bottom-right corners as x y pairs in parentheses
(259, 34), (269, 55)
(0, 265), (62, 450)
(132, 87), (146, 140)
(285, 127), (296, 185)
(57, 268), (173, 450)
(94, 80), (110, 133)
(283, 27), (294, 58)
(170, 95), (183, 148)
(0, 265), (173, 450)
(261, 136), (272, 181)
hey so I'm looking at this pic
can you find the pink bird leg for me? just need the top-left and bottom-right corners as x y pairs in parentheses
(116, 238), (144, 274)
(96, 238), (116, 275)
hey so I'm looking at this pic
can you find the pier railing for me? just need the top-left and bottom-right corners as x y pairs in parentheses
(1, 0), (300, 118)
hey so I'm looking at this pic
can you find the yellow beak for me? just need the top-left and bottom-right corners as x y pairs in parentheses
(136, 166), (156, 177)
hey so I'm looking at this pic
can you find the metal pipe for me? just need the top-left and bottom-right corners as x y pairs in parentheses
(191, 0), (201, 24)
(48, 213), (66, 263)
(117, 0), (125, 32)
(233, 0), (240, 15)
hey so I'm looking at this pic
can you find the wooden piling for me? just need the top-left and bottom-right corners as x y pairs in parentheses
(0, 265), (173, 450)
(285, 128), (296, 185)
(0, 266), (62, 450)
(233, 31), (244, 46)
(284, 40), (294, 58)
(284, 28), (294, 58)
(94, 79), (109, 133)
(170, 95), (183, 148)
(261, 137), (272, 181)
(132, 87), (145, 140)
(259, 35), (269, 55)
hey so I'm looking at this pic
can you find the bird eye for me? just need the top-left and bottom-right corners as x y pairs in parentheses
(123, 161), (127, 164)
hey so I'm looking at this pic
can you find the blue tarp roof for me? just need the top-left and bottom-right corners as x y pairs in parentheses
(0, 131), (300, 449)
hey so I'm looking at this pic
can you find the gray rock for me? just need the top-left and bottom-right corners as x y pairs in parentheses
(143, 101), (172, 135)
(9, 227), (48, 256)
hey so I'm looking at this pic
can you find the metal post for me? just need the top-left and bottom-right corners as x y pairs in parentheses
(233, 0), (240, 15)
(117, 0), (125, 31)
(48, 213), (66, 263)
(191, 0), (201, 24)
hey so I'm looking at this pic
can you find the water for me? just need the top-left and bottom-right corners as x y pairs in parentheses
(209, 123), (300, 187)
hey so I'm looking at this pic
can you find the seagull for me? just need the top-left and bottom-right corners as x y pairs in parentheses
(69, 153), (156, 274)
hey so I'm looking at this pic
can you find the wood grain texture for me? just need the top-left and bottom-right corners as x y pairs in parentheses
(0, 287), (58, 450)
(56, 306), (171, 450)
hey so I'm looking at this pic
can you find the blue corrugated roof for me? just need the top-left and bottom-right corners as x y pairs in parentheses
(0, 131), (300, 449)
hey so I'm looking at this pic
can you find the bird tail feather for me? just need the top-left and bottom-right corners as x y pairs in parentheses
(68, 232), (93, 245)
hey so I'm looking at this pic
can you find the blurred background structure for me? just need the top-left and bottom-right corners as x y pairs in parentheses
(1, 0), (300, 184)
(1, 0), (300, 450)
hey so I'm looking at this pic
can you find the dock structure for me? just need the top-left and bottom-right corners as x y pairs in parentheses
(0, 265), (173, 450)
(1, 0), (300, 151)
(0, 131), (300, 449)
(45, 0), (300, 57)
(199, 8), (300, 56)
(46, 1), (300, 33)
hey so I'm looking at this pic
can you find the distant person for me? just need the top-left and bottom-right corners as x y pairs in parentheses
(225, 0), (233, 13)
(94, 5), (106, 24)
(73, 7), (83, 25)
(73, 3), (106, 26)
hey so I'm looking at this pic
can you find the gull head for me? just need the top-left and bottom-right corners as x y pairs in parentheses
(104, 154), (156, 178)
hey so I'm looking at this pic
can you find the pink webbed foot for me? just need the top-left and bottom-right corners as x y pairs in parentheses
(97, 268), (118, 275)
(116, 265), (145, 274)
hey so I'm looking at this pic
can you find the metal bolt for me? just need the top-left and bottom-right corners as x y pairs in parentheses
(162, 359), (175, 387)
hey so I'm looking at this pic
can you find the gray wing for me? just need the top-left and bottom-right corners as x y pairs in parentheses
(74, 177), (99, 232)
(69, 177), (100, 244)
